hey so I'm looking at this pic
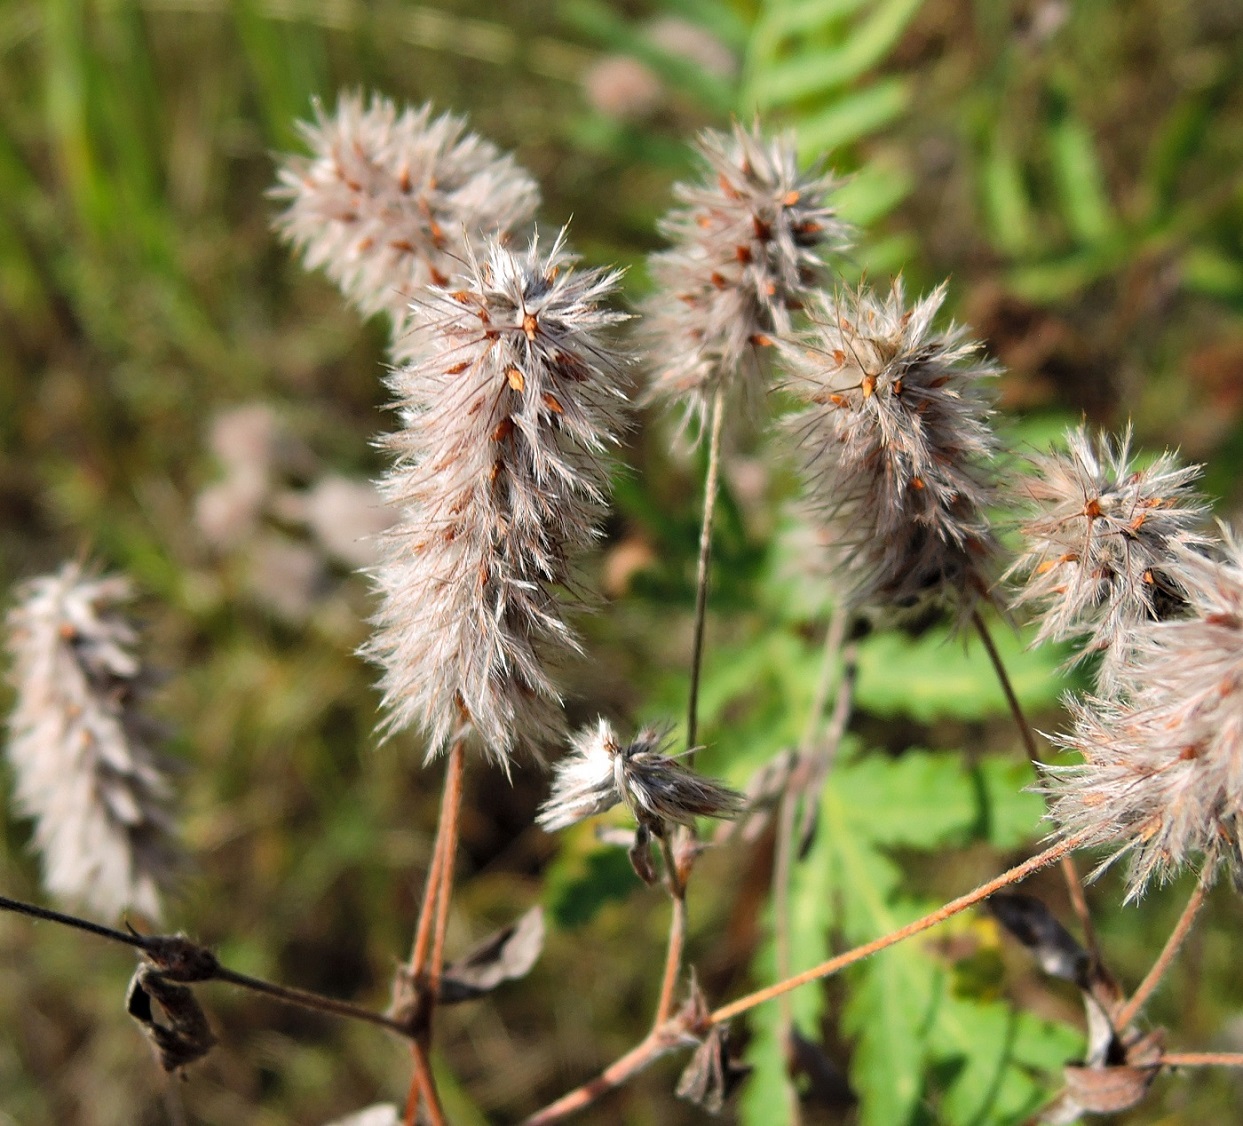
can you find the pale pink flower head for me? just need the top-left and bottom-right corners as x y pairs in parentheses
(1046, 536), (1243, 899)
(4, 564), (178, 920)
(273, 93), (539, 327)
(783, 279), (1001, 619)
(643, 121), (851, 431)
(365, 229), (632, 767)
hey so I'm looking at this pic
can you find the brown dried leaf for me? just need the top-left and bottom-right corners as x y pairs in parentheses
(1060, 1062), (1159, 1114)
(126, 963), (216, 1072)
(438, 907), (545, 1004)
(675, 1024), (750, 1115)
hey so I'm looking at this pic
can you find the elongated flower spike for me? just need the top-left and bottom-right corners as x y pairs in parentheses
(4, 564), (178, 920)
(1046, 536), (1243, 900)
(365, 229), (632, 767)
(643, 121), (852, 431)
(1006, 425), (1211, 684)
(782, 279), (1001, 620)
(537, 719), (744, 834)
(273, 93), (540, 329)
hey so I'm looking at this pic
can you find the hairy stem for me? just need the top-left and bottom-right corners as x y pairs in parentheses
(1116, 868), (1212, 1031)
(1160, 1052), (1243, 1068)
(686, 388), (726, 756)
(971, 609), (1102, 966)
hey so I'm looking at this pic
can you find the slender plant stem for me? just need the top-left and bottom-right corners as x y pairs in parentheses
(653, 836), (687, 1026)
(709, 832), (1086, 1026)
(798, 602), (848, 755)
(970, 609), (1102, 966)
(522, 1030), (687, 1126)
(686, 388), (726, 757)
(1161, 1052), (1243, 1068)
(0, 894), (415, 1036)
(772, 788), (802, 1125)
(1116, 869), (1212, 1031)
(403, 739), (467, 1126)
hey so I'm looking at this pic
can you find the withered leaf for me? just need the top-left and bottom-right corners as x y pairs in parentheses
(988, 894), (1090, 985)
(629, 823), (658, 886)
(126, 963), (216, 1072)
(675, 1025), (751, 1115)
(1061, 1061), (1160, 1114)
(438, 906), (545, 1004)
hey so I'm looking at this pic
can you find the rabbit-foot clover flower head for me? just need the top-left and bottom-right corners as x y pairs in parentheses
(1006, 425), (1210, 673)
(1046, 538), (1243, 900)
(537, 719), (744, 834)
(365, 229), (633, 768)
(643, 121), (852, 430)
(273, 92), (539, 327)
(4, 564), (178, 920)
(783, 280), (1001, 619)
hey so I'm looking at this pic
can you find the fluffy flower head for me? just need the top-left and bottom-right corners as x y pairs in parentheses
(643, 121), (851, 428)
(1007, 425), (1209, 670)
(783, 280), (1001, 617)
(1047, 537), (1243, 899)
(273, 93), (539, 326)
(537, 719), (744, 833)
(4, 564), (178, 919)
(365, 230), (632, 765)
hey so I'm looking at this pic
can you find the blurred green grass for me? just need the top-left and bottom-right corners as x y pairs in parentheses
(1, 1), (1242, 1122)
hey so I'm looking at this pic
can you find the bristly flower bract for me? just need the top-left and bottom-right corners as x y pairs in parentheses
(642, 121), (852, 431)
(782, 280), (1001, 619)
(1046, 537), (1243, 900)
(537, 719), (744, 833)
(1006, 425), (1210, 681)
(4, 564), (178, 920)
(365, 229), (632, 767)
(273, 93), (540, 329)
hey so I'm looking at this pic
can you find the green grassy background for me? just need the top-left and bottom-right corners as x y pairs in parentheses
(1, 1), (1243, 1122)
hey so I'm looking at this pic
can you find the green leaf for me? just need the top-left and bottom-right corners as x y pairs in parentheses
(982, 128), (1036, 257)
(543, 831), (638, 929)
(854, 623), (1067, 723)
(793, 77), (909, 153)
(1046, 94), (1114, 245)
(834, 160), (913, 227)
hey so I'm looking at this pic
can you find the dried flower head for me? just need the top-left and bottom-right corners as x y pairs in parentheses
(365, 229), (632, 766)
(537, 719), (744, 833)
(273, 93), (540, 326)
(4, 564), (178, 920)
(782, 280), (1001, 618)
(1006, 425), (1210, 673)
(1046, 537), (1243, 899)
(642, 121), (851, 430)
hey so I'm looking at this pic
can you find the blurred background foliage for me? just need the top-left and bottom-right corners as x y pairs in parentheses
(1, 0), (1243, 1122)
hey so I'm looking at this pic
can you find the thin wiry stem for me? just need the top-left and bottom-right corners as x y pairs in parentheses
(1161, 1052), (1243, 1068)
(523, 832), (1091, 1123)
(653, 836), (687, 1027)
(971, 609), (1103, 967)
(709, 832), (1085, 1025)
(0, 894), (413, 1036)
(522, 1029), (689, 1126)
(404, 739), (466, 1126)
(1116, 867), (1213, 1031)
(686, 388), (726, 756)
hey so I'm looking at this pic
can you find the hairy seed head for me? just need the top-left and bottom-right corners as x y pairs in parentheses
(273, 93), (539, 329)
(1006, 425), (1210, 683)
(537, 718), (744, 833)
(4, 565), (178, 920)
(1046, 537), (1243, 899)
(642, 121), (851, 431)
(782, 280), (1001, 619)
(364, 229), (632, 766)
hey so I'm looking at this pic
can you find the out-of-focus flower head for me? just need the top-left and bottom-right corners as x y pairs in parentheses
(273, 93), (540, 329)
(4, 564), (179, 920)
